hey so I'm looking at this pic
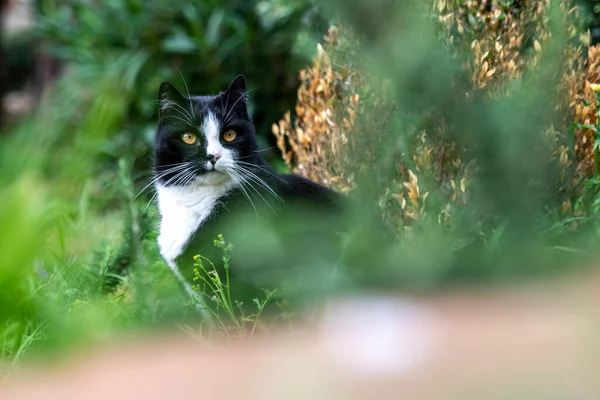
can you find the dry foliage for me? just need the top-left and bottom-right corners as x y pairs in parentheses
(437, 0), (556, 89)
(272, 27), (362, 193)
(274, 1), (598, 231)
(570, 44), (600, 178)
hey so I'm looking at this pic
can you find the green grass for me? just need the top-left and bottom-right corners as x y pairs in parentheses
(189, 234), (281, 339)
(0, 149), (285, 374)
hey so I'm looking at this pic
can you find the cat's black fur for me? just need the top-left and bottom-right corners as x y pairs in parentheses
(154, 76), (352, 301)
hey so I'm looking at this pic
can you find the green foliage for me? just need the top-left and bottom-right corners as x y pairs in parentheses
(34, 0), (323, 178)
(2, 0), (600, 375)
(190, 234), (279, 339)
(568, 89), (600, 228)
(274, 0), (597, 288)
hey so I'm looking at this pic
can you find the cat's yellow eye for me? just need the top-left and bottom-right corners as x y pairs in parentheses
(182, 132), (197, 144)
(223, 129), (237, 142)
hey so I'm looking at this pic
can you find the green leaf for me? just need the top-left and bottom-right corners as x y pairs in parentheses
(468, 13), (476, 27)
(576, 123), (596, 132)
(161, 33), (197, 54)
(206, 9), (225, 47)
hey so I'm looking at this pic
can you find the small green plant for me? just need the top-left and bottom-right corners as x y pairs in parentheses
(190, 234), (279, 340)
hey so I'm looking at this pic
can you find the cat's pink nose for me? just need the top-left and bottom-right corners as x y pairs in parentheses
(209, 154), (221, 165)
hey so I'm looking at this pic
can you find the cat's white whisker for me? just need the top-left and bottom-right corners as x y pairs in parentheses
(160, 99), (195, 124)
(159, 112), (194, 127)
(231, 168), (278, 214)
(136, 163), (191, 200)
(222, 84), (233, 120)
(220, 160), (265, 211)
(222, 163), (282, 216)
(161, 167), (194, 188)
(236, 146), (276, 156)
(172, 170), (194, 189)
(144, 191), (160, 213)
(223, 87), (259, 126)
(219, 157), (284, 206)
(174, 66), (196, 119)
(165, 99), (194, 119)
(235, 160), (287, 184)
(234, 165), (284, 204)
(224, 169), (259, 218)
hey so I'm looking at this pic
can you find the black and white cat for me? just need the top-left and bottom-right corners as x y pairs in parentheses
(154, 76), (349, 300)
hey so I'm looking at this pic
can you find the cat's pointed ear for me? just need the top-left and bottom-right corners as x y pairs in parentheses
(226, 75), (246, 96)
(223, 75), (249, 118)
(158, 82), (187, 122)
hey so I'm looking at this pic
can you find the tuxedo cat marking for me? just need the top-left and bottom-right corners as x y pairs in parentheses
(156, 110), (237, 265)
(154, 76), (344, 295)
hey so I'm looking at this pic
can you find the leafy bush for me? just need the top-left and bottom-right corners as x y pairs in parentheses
(273, 0), (599, 283)
(34, 0), (323, 186)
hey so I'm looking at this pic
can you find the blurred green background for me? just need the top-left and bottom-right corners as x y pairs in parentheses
(2, 0), (600, 373)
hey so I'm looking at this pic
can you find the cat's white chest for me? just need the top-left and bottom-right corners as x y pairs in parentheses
(156, 182), (231, 265)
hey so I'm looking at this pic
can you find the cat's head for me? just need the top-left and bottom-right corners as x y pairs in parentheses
(154, 75), (259, 187)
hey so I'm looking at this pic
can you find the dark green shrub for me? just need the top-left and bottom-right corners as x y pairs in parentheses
(34, 0), (324, 187)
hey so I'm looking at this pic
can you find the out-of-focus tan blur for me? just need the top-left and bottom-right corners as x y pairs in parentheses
(2, 269), (599, 400)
